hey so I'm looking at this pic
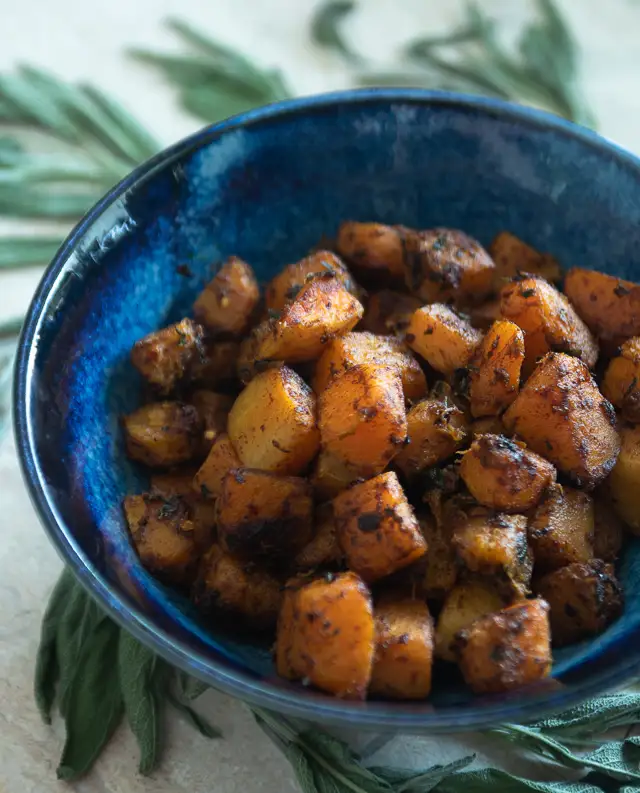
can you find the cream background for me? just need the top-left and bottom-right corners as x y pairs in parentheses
(0, 1), (639, 790)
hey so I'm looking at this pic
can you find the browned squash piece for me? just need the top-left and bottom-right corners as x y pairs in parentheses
(402, 228), (495, 304)
(150, 470), (198, 498)
(294, 503), (341, 571)
(190, 390), (234, 453)
(405, 303), (482, 376)
(564, 267), (640, 342)
(193, 544), (282, 629)
(150, 470), (216, 537)
(468, 320), (525, 417)
(370, 597), (434, 699)
(193, 256), (260, 336)
(593, 494), (625, 562)
(276, 571), (374, 699)
(503, 353), (620, 489)
(318, 364), (407, 476)
(609, 423), (640, 532)
(193, 433), (242, 499)
(459, 434), (555, 512)
(123, 494), (206, 584)
(217, 468), (313, 561)
(228, 366), (319, 476)
(602, 337), (640, 422)
(528, 484), (594, 572)
(360, 290), (422, 336)
(489, 231), (561, 285)
(336, 221), (407, 279)
(451, 506), (532, 599)
(470, 415), (509, 438)
(500, 275), (598, 373)
(131, 318), (205, 395)
(313, 331), (427, 401)
(265, 250), (356, 312)
(535, 561), (623, 646)
(238, 274), (364, 380)
(416, 514), (457, 601)
(394, 395), (468, 476)
(190, 340), (240, 388)
(456, 599), (552, 694)
(468, 299), (502, 331)
(435, 581), (505, 662)
(122, 402), (202, 468)
(311, 449), (360, 500)
(333, 471), (426, 582)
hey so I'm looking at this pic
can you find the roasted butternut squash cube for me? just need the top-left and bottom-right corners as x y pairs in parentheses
(416, 514), (457, 601)
(528, 484), (594, 572)
(228, 366), (319, 476)
(405, 303), (482, 376)
(459, 434), (555, 512)
(468, 299), (502, 331)
(294, 503), (341, 571)
(123, 402), (202, 468)
(276, 571), (374, 699)
(217, 469), (313, 561)
(370, 597), (434, 699)
(311, 449), (360, 500)
(470, 415), (509, 438)
(609, 423), (640, 532)
(456, 599), (552, 694)
(131, 318), (205, 395)
(452, 506), (531, 598)
(402, 228), (495, 304)
(193, 544), (283, 629)
(318, 364), (407, 476)
(535, 561), (623, 646)
(190, 340), (240, 388)
(193, 256), (259, 336)
(435, 581), (505, 662)
(360, 290), (422, 336)
(193, 432), (242, 499)
(336, 221), (407, 280)
(489, 231), (561, 285)
(500, 275), (598, 374)
(150, 470), (216, 538)
(593, 494), (625, 562)
(189, 390), (233, 453)
(602, 337), (640, 422)
(313, 331), (427, 401)
(503, 353), (620, 489)
(468, 320), (525, 417)
(564, 267), (640, 342)
(265, 250), (356, 312)
(333, 471), (426, 582)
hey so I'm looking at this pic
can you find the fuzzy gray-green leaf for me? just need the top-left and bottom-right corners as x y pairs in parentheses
(310, 1), (362, 64)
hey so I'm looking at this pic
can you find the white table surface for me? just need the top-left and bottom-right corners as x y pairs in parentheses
(1, 1), (639, 790)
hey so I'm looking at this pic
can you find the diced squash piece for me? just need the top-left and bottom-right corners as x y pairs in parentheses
(609, 423), (640, 532)
(318, 364), (407, 476)
(535, 561), (623, 646)
(435, 581), (505, 662)
(602, 337), (640, 422)
(416, 514), (458, 601)
(294, 503), (341, 571)
(311, 449), (360, 499)
(489, 231), (561, 285)
(336, 221), (407, 279)
(564, 267), (640, 342)
(593, 494), (625, 562)
(528, 484), (594, 572)
(468, 320), (525, 417)
(190, 390), (233, 453)
(228, 366), (319, 475)
(190, 340), (240, 388)
(150, 470), (216, 537)
(370, 597), (434, 699)
(122, 402), (202, 468)
(131, 318), (205, 395)
(217, 469), (313, 561)
(459, 434), (555, 512)
(265, 250), (356, 312)
(470, 415), (509, 438)
(333, 471), (426, 582)
(405, 304), (482, 375)
(468, 299), (502, 331)
(360, 290), (422, 336)
(193, 256), (259, 335)
(193, 432), (242, 499)
(150, 470), (198, 498)
(503, 353), (620, 489)
(456, 600), (552, 694)
(276, 572), (374, 699)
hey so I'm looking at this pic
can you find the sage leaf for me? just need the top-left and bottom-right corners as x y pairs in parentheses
(167, 690), (221, 738)
(434, 769), (602, 793)
(310, 1), (362, 64)
(371, 756), (476, 792)
(533, 691), (640, 737)
(0, 237), (62, 268)
(177, 670), (209, 701)
(57, 619), (124, 780)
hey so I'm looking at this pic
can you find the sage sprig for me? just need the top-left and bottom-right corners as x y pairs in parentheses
(310, 1), (363, 64)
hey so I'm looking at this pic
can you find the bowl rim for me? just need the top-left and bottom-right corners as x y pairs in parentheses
(14, 87), (640, 731)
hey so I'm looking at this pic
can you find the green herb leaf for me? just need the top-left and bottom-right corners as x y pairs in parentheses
(177, 669), (210, 701)
(434, 768), (602, 792)
(370, 756), (476, 791)
(0, 237), (62, 269)
(310, 1), (362, 64)
(167, 690), (222, 738)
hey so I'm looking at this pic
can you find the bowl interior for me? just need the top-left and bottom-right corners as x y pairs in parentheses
(17, 91), (640, 730)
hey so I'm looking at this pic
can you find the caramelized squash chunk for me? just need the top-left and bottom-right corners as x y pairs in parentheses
(131, 318), (205, 395)
(503, 353), (620, 489)
(435, 581), (505, 662)
(190, 390), (233, 453)
(500, 275), (598, 372)
(564, 267), (640, 342)
(470, 415), (509, 438)
(294, 503), (341, 571)
(318, 364), (407, 476)
(336, 221), (407, 279)
(190, 340), (240, 388)
(313, 331), (427, 401)
(265, 250), (356, 312)
(406, 304), (482, 375)
(193, 432), (242, 499)
(402, 228), (495, 304)
(528, 484), (594, 572)
(468, 320), (525, 417)
(360, 290), (422, 336)
(456, 599), (552, 694)
(370, 597), (434, 699)
(459, 434), (555, 512)
(311, 449), (360, 499)
(228, 366), (319, 476)
(193, 544), (282, 629)
(416, 514), (458, 601)
(489, 231), (561, 285)
(193, 256), (260, 336)
(602, 337), (640, 422)
(276, 571), (374, 699)
(333, 471), (426, 582)
(535, 561), (623, 646)
(123, 402), (202, 468)
(609, 423), (640, 532)
(593, 494), (625, 562)
(150, 470), (216, 537)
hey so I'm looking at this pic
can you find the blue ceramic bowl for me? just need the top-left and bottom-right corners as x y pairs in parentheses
(14, 89), (640, 731)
